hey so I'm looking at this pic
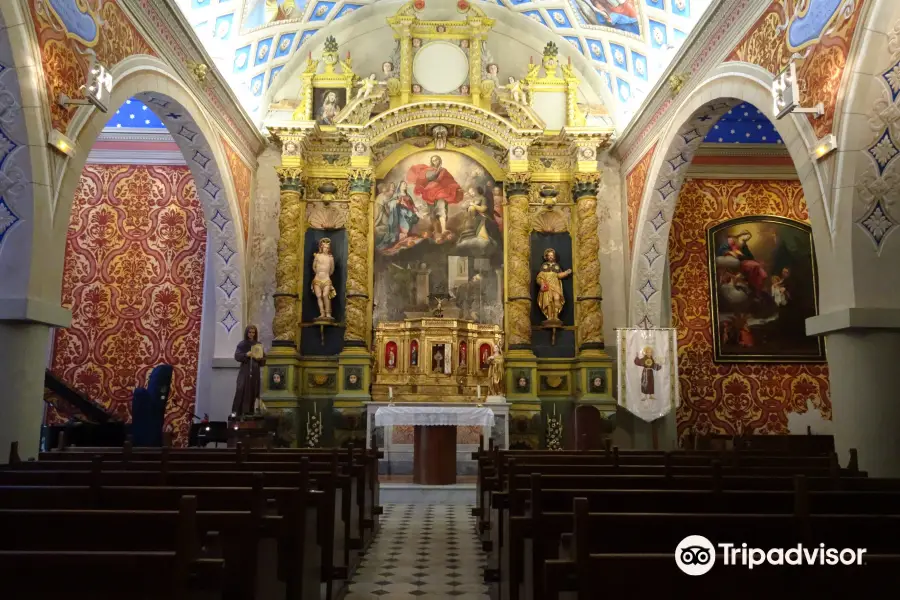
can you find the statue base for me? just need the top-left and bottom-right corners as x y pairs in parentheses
(313, 315), (335, 324)
(486, 395), (506, 404)
(541, 318), (563, 328)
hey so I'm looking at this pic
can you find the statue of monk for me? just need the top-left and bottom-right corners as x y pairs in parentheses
(487, 344), (504, 396)
(312, 237), (336, 321)
(536, 247), (572, 326)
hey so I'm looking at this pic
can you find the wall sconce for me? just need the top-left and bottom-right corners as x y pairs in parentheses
(772, 61), (823, 120)
(57, 56), (113, 113)
(811, 134), (837, 161)
(48, 129), (76, 157)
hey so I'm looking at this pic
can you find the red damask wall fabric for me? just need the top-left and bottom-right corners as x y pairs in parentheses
(670, 179), (830, 443)
(49, 165), (207, 445)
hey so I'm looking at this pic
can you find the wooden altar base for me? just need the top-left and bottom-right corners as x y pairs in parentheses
(413, 425), (457, 485)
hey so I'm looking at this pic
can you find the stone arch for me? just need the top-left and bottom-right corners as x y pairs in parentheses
(0, 1), (61, 322)
(629, 63), (832, 328)
(50, 56), (246, 357)
(827, 0), (900, 310)
(363, 102), (532, 150)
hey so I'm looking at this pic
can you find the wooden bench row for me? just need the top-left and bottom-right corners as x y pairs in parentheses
(0, 442), (382, 600)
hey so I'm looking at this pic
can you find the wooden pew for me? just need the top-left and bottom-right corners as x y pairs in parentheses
(0, 495), (225, 600)
(25, 442), (381, 548)
(473, 447), (858, 540)
(0, 481), (322, 600)
(504, 473), (900, 600)
(543, 498), (900, 599)
(0, 463), (347, 598)
(485, 457), (868, 580)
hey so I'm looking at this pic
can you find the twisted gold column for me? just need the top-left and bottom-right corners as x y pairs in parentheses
(572, 173), (603, 350)
(272, 167), (304, 346)
(574, 173), (604, 351)
(344, 169), (373, 347)
(505, 172), (532, 349)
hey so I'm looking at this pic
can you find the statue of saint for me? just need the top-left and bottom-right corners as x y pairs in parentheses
(536, 248), (572, 326)
(312, 237), (336, 321)
(487, 344), (504, 396)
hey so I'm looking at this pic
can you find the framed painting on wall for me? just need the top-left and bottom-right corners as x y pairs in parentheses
(706, 216), (825, 363)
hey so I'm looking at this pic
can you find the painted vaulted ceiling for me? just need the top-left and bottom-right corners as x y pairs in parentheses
(175, 0), (712, 131)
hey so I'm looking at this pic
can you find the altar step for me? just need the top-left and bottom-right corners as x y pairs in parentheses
(378, 457), (479, 476)
(379, 482), (476, 505)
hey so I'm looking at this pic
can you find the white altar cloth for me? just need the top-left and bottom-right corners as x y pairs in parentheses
(373, 406), (494, 428)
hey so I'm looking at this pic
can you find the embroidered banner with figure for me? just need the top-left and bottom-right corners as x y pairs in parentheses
(617, 328), (679, 423)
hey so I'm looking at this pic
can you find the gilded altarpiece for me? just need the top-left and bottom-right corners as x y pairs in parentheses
(261, 1), (614, 449)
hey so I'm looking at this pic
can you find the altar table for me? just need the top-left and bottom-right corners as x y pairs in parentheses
(372, 405), (496, 485)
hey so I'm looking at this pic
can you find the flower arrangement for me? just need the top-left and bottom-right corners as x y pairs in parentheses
(546, 405), (563, 451)
(306, 403), (323, 448)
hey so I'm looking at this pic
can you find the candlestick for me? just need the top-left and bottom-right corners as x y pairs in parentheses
(389, 386), (393, 399)
(477, 385), (481, 399)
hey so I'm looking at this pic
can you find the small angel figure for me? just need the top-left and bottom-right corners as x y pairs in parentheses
(506, 76), (527, 104)
(356, 74), (379, 100)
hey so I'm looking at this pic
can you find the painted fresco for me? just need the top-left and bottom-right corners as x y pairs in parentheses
(727, 0), (866, 138)
(49, 164), (206, 445)
(372, 151), (503, 326)
(670, 179), (830, 441)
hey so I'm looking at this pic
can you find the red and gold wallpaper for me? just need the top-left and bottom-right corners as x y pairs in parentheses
(626, 143), (656, 252)
(670, 179), (830, 441)
(727, 0), (865, 138)
(49, 165), (207, 445)
(29, 0), (157, 133)
(221, 136), (253, 242)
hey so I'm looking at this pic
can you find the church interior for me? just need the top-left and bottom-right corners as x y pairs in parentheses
(2, 0), (900, 597)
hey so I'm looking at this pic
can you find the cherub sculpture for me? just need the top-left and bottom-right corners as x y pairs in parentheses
(506, 76), (527, 104)
(356, 74), (380, 100)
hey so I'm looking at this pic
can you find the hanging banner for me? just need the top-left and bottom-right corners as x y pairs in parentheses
(616, 328), (679, 423)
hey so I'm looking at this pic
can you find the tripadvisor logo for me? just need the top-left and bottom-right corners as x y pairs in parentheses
(675, 536), (868, 575)
(676, 535), (715, 576)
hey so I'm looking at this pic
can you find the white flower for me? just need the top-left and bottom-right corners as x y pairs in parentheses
(885, 64), (900, 93)
(0, 201), (17, 237)
(863, 205), (895, 241)
(871, 135), (899, 167)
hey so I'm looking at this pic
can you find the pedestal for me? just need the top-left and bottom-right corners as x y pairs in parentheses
(413, 425), (457, 485)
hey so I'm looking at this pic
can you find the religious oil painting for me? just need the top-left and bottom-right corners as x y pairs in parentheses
(707, 216), (825, 363)
(373, 150), (504, 327)
(313, 88), (345, 125)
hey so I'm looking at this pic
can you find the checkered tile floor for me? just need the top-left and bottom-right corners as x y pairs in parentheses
(346, 504), (489, 599)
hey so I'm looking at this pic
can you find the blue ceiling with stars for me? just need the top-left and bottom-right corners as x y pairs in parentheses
(104, 98), (167, 129)
(704, 102), (783, 144)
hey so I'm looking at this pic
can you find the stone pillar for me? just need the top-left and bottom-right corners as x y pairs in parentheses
(344, 168), (373, 348)
(573, 172), (604, 351)
(505, 172), (533, 351)
(0, 323), (51, 461)
(807, 313), (900, 477)
(272, 167), (304, 347)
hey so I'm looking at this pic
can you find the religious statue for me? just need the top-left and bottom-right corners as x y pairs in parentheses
(231, 325), (266, 416)
(312, 237), (336, 321)
(487, 344), (504, 396)
(356, 74), (379, 99)
(634, 346), (663, 400)
(506, 76), (527, 104)
(536, 247), (572, 326)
